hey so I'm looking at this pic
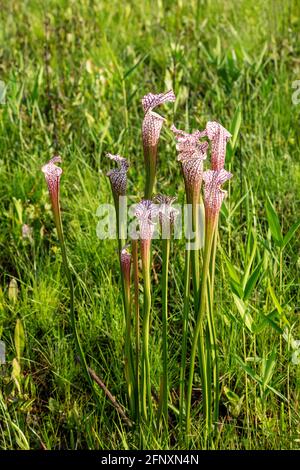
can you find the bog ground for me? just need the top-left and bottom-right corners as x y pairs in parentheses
(0, 0), (299, 450)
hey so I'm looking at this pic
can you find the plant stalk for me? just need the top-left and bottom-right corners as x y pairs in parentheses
(122, 258), (135, 417)
(115, 196), (135, 416)
(132, 239), (140, 422)
(186, 218), (215, 440)
(140, 239), (153, 420)
(144, 146), (157, 200)
(159, 237), (170, 427)
(179, 247), (191, 434)
(208, 227), (219, 426)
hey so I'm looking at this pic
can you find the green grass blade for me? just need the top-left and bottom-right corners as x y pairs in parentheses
(265, 194), (283, 246)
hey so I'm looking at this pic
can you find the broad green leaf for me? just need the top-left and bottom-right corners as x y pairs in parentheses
(265, 195), (283, 245)
(235, 355), (261, 383)
(268, 283), (283, 314)
(254, 42), (268, 75)
(12, 357), (21, 380)
(230, 104), (242, 151)
(253, 309), (283, 334)
(266, 384), (289, 402)
(8, 278), (18, 304)
(230, 279), (244, 298)
(13, 197), (23, 225)
(10, 421), (30, 450)
(233, 294), (253, 332)
(15, 318), (25, 362)
(262, 348), (277, 389)
(31, 66), (43, 102)
(224, 386), (241, 403)
(235, 355), (287, 402)
(242, 238), (257, 290)
(12, 358), (22, 394)
(243, 261), (262, 300)
(230, 193), (248, 219)
(224, 386), (244, 418)
(227, 105), (242, 163)
(222, 250), (241, 284)
(282, 220), (300, 249)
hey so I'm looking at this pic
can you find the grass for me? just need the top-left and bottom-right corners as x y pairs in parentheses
(0, 0), (300, 450)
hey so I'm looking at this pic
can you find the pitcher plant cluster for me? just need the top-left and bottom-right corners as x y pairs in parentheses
(42, 90), (232, 445)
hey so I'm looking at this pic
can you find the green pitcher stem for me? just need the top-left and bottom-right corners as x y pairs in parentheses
(179, 246), (191, 435)
(141, 239), (152, 420)
(189, 193), (208, 441)
(115, 197), (126, 250)
(114, 198), (135, 416)
(159, 237), (170, 428)
(123, 271), (135, 417)
(144, 146), (157, 200)
(186, 217), (216, 440)
(191, 196), (200, 307)
(132, 239), (140, 422)
(208, 227), (219, 426)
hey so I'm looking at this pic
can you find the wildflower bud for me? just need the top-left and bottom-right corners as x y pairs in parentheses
(142, 90), (175, 199)
(42, 156), (63, 233)
(205, 121), (231, 171)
